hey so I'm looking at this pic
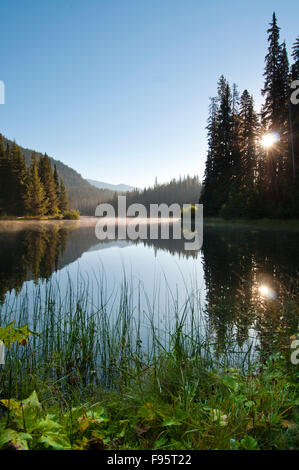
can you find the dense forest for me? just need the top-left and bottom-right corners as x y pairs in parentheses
(0, 135), (70, 218)
(106, 175), (201, 213)
(2, 136), (115, 215)
(200, 13), (299, 219)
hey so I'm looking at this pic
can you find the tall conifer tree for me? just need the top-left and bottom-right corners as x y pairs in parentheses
(39, 154), (58, 216)
(25, 153), (48, 217)
(58, 178), (69, 214)
(10, 143), (28, 215)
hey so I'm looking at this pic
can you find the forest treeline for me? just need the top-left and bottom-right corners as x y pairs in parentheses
(106, 175), (201, 213)
(2, 136), (115, 215)
(0, 135), (70, 218)
(200, 13), (299, 219)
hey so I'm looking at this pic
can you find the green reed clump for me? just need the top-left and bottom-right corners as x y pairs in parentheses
(0, 270), (257, 402)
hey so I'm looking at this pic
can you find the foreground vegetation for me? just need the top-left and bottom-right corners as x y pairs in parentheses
(0, 275), (298, 450)
(0, 343), (298, 450)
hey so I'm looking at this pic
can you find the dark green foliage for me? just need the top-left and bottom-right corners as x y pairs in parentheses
(0, 137), (70, 218)
(53, 164), (59, 193)
(201, 13), (299, 219)
(2, 136), (114, 215)
(24, 153), (48, 217)
(0, 354), (298, 450)
(0, 136), (10, 215)
(58, 178), (69, 214)
(0, 141), (28, 216)
(107, 175), (201, 213)
(39, 154), (59, 215)
(62, 209), (80, 220)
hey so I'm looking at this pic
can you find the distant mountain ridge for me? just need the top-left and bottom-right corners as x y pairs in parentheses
(2, 136), (114, 214)
(87, 179), (140, 192)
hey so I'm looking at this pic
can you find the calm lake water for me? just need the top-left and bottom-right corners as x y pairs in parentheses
(0, 217), (298, 363)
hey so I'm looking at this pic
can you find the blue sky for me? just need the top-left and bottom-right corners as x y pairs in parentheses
(0, 0), (298, 188)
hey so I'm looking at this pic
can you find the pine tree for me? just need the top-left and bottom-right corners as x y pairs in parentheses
(10, 143), (28, 216)
(200, 97), (219, 214)
(239, 91), (258, 185)
(39, 154), (59, 216)
(213, 76), (233, 214)
(58, 178), (69, 214)
(291, 36), (299, 80)
(261, 13), (290, 213)
(0, 134), (7, 215)
(0, 141), (13, 215)
(290, 36), (299, 215)
(239, 90), (260, 216)
(261, 12), (283, 129)
(25, 153), (48, 217)
(229, 84), (242, 196)
(53, 164), (59, 193)
(200, 77), (234, 215)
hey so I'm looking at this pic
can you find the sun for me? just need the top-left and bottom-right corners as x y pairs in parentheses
(258, 284), (276, 300)
(261, 132), (280, 148)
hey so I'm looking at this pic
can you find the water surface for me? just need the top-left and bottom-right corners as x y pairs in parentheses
(0, 217), (298, 361)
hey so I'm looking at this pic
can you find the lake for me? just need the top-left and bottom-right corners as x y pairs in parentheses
(0, 217), (298, 371)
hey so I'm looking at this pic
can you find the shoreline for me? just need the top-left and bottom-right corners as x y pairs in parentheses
(204, 217), (299, 231)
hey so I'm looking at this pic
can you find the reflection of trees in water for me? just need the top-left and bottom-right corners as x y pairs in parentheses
(0, 227), (69, 303)
(136, 237), (200, 260)
(0, 231), (28, 303)
(132, 223), (200, 260)
(23, 228), (69, 281)
(201, 226), (299, 356)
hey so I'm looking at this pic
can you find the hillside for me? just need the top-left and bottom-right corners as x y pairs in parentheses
(87, 179), (140, 192)
(3, 136), (114, 214)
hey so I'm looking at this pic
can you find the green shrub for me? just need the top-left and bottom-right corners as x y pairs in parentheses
(63, 210), (80, 220)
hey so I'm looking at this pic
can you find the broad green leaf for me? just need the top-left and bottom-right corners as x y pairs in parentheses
(38, 433), (71, 450)
(240, 435), (260, 450)
(1, 391), (42, 430)
(0, 428), (32, 450)
(0, 322), (39, 348)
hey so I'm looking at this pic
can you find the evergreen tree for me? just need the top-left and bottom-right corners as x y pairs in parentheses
(25, 153), (48, 217)
(0, 141), (13, 215)
(239, 90), (260, 216)
(0, 134), (7, 215)
(53, 164), (59, 193)
(290, 36), (299, 215)
(200, 97), (219, 214)
(200, 13), (297, 219)
(291, 36), (299, 80)
(229, 84), (242, 200)
(201, 76), (233, 215)
(261, 13), (290, 213)
(261, 12), (283, 129)
(58, 178), (69, 214)
(214, 76), (233, 212)
(10, 143), (28, 216)
(39, 154), (58, 216)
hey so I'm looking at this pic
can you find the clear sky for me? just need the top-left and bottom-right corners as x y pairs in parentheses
(0, 0), (298, 188)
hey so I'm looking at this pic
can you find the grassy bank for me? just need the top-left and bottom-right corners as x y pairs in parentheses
(0, 275), (298, 450)
(0, 210), (80, 221)
(0, 350), (298, 450)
